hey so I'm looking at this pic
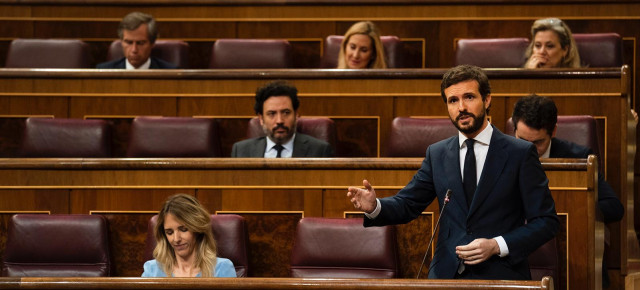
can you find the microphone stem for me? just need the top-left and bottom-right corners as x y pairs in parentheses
(416, 199), (449, 279)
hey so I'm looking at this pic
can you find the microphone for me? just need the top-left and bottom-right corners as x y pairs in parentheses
(416, 189), (452, 279)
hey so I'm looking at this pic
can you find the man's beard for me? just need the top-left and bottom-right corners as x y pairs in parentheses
(450, 109), (485, 135)
(264, 122), (296, 144)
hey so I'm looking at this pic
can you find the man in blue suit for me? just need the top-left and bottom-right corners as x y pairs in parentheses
(97, 12), (176, 69)
(347, 65), (559, 280)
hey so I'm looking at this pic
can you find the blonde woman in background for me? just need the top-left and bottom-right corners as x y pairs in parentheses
(142, 194), (236, 277)
(524, 18), (580, 68)
(337, 21), (387, 69)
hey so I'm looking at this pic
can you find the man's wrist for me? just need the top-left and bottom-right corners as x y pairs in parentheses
(364, 198), (381, 219)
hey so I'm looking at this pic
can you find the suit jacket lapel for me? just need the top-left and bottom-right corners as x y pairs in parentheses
(252, 138), (267, 157)
(292, 134), (308, 157)
(149, 58), (159, 69)
(468, 127), (508, 219)
(444, 136), (468, 213)
(116, 58), (126, 68)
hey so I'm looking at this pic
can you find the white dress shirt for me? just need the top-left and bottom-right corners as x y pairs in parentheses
(125, 58), (151, 70)
(264, 134), (295, 158)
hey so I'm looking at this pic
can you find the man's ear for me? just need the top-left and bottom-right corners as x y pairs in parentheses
(258, 114), (264, 126)
(485, 94), (492, 110)
(551, 124), (558, 138)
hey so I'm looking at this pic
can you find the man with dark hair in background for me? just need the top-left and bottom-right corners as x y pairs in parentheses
(231, 80), (333, 158)
(97, 12), (176, 69)
(511, 94), (623, 223)
(512, 94), (623, 288)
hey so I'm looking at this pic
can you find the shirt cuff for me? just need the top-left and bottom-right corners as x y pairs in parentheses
(494, 236), (509, 257)
(364, 198), (382, 219)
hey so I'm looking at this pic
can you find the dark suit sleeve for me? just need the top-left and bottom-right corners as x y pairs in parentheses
(552, 139), (624, 223)
(365, 146), (437, 227)
(231, 142), (239, 157)
(583, 148), (624, 223)
(151, 57), (178, 69)
(598, 174), (624, 223)
(502, 144), (559, 264)
(321, 143), (333, 157)
(96, 58), (123, 69)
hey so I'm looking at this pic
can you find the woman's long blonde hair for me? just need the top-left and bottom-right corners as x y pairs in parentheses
(337, 21), (387, 69)
(153, 194), (218, 277)
(525, 18), (581, 68)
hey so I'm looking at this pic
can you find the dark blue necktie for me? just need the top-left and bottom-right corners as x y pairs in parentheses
(463, 138), (476, 207)
(274, 144), (284, 158)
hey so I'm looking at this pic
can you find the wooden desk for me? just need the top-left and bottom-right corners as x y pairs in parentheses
(0, 277), (553, 290)
(0, 157), (600, 290)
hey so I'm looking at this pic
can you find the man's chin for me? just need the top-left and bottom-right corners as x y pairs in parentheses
(456, 121), (474, 130)
(454, 122), (480, 135)
(269, 134), (293, 144)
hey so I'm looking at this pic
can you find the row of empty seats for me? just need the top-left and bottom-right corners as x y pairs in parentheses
(4, 33), (622, 69)
(17, 115), (601, 162)
(1, 214), (557, 286)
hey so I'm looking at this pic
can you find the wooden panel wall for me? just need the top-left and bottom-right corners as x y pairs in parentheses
(0, 157), (598, 290)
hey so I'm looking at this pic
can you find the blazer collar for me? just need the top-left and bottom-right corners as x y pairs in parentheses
(445, 136), (468, 213)
(292, 134), (309, 157)
(252, 137), (267, 157)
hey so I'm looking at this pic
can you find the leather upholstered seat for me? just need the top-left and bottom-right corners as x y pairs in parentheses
(454, 38), (530, 68)
(1, 214), (111, 277)
(5, 39), (91, 68)
(20, 117), (111, 158)
(528, 238), (559, 290)
(290, 217), (398, 278)
(126, 117), (220, 157)
(209, 39), (293, 69)
(573, 33), (623, 67)
(386, 117), (458, 157)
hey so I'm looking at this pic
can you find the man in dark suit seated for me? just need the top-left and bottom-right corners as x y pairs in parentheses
(231, 80), (333, 158)
(511, 94), (623, 288)
(511, 94), (624, 223)
(348, 65), (559, 280)
(96, 12), (176, 69)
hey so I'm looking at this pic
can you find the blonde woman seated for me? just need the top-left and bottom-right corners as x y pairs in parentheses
(142, 194), (236, 277)
(337, 21), (387, 69)
(524, 18), (580, 68)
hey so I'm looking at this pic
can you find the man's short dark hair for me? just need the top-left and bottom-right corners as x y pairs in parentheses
(512, 94), (558, 136)
(440, 65), (491, 103)
(254, 80), (300, 115)
(117, 12), (158, 44)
